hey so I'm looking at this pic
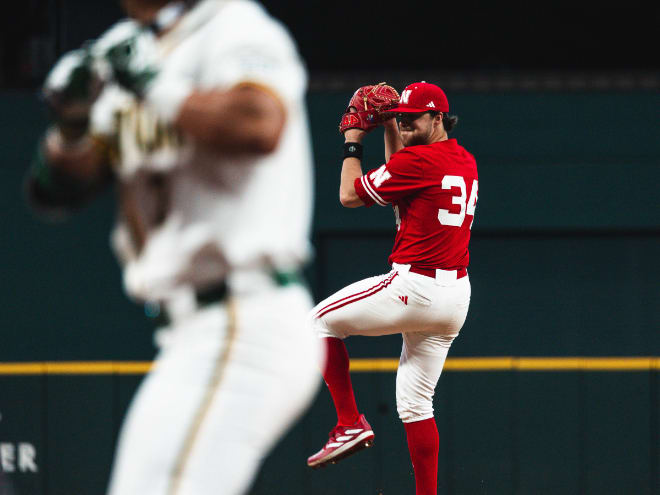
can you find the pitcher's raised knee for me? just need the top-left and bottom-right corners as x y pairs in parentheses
(396, 397), (434, 423)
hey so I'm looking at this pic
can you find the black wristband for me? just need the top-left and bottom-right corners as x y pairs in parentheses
(343, 142), (363, 160)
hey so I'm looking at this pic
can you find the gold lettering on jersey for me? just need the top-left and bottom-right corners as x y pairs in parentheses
(112, 102), (181, 254)
(114, 102), (182, 169)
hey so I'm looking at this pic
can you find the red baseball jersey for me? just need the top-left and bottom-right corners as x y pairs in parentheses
(354, 138), (478, 270)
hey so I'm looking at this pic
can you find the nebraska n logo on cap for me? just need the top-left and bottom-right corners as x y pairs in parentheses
(389, 82), (449, 113)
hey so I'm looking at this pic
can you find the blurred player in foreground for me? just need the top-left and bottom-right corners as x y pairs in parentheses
(307, 82), (478, 495)
(26, 0), (322, 493)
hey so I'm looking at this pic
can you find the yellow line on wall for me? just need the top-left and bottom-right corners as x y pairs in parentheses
(0, 361), (153, 375)
(0, 357), (657, 375)
(354, 357), (660, 371)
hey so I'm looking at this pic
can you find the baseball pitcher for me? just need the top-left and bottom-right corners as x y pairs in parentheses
(308, 82), (478, 495)
(27, 1), (322, 494)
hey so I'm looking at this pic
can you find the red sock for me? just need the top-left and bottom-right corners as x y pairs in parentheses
(322, 337), (359, 426)
(404, 418), (439, 495)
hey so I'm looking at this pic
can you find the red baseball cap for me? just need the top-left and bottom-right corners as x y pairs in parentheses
(386, 81), (449, 113)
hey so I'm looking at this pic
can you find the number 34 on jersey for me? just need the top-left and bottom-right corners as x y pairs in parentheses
(437, 175), (478, 229)
(388, 173), (478, 231)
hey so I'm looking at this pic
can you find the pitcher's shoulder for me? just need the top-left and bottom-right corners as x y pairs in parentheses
(456, 142), (477, 164)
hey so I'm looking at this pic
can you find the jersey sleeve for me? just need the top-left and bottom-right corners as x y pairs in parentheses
(354, 148), (425, 207)
(198, 3), (306, 104)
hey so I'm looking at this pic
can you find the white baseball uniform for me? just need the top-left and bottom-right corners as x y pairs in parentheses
(79, 2), (323, 494)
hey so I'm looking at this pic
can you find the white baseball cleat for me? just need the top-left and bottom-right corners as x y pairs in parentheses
(307, 414), (375, 468)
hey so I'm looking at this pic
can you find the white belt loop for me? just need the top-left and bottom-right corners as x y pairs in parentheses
(392, 262), (411, 275)
(434, 268), (458, 287)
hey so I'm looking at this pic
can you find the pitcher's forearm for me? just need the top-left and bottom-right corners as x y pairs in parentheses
(383, 119), (403, 162)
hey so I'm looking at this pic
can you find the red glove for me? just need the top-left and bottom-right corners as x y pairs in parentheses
(339, 82), (399, 134)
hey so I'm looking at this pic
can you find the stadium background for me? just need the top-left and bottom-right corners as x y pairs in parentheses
(0, 1), (658, 494)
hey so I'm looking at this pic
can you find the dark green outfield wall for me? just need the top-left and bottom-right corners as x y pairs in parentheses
(0, 91), (658, 494)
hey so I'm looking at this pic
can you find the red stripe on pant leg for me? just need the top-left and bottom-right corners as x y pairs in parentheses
(315, 273), (397, 318)
(315, 272), (397, 317)
(315, 272), (397, 316)
(316, 273), (398, 319)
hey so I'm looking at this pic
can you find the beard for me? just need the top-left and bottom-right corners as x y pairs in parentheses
(401, 128), (432, 147)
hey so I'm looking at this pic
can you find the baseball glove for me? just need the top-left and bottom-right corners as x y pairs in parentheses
(105, 35), (158, 98)
(339, 82), (399, 134)
(42, 44), (103, 140)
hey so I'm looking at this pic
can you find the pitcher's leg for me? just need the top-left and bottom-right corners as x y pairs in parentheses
(404, 418), (439, 495)
(322, 337), (359, 425)
(309, 271), (401, 427)
(311, 271), (402, 339)
(307, 273), (402, 468)
(396, 332), (454, 495)
(396, 332), (452, 423)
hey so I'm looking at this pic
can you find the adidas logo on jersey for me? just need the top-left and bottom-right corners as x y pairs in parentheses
(398, 295), (408, 305)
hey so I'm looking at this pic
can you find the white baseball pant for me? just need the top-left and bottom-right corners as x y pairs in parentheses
(311, 262), (471, 423)
(107, 283), (322, 495)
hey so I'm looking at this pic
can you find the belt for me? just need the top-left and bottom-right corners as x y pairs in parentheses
(408, 265), (468, 280)
(193, 279), (230, 306)
(144, 269), (304, 326)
